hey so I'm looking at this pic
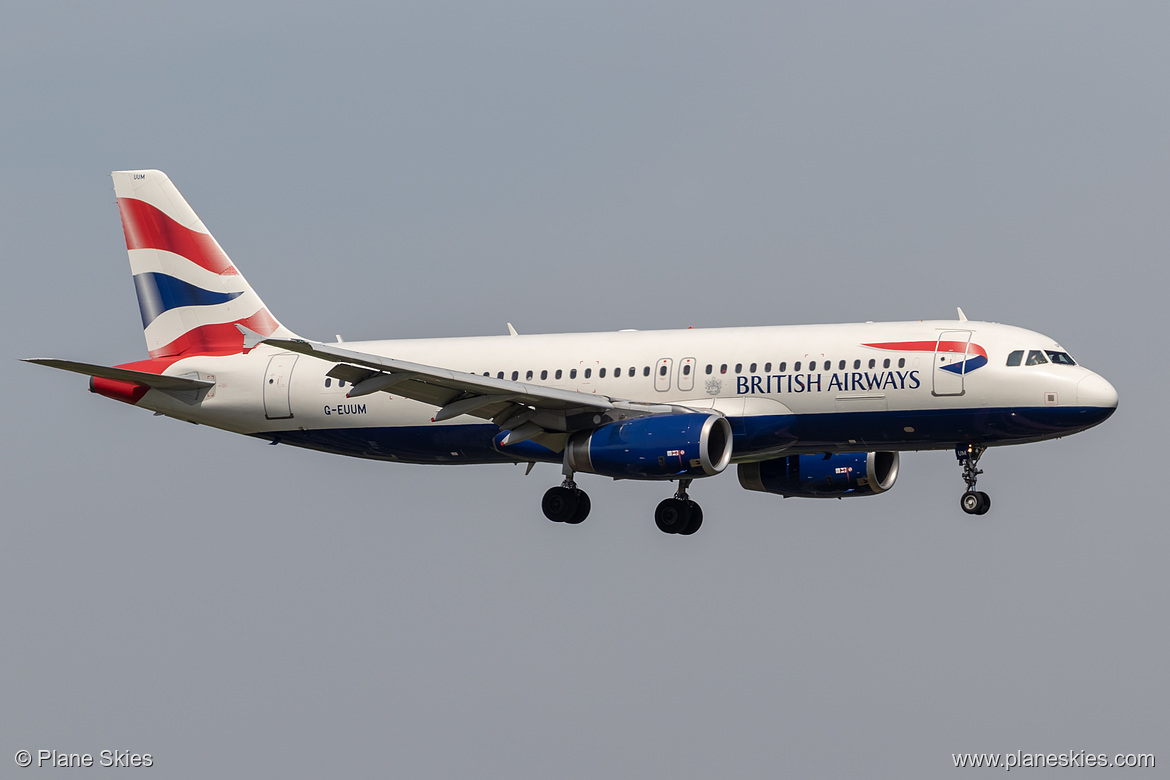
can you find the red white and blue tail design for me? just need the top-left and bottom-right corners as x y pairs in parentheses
(112, 170), (297, 358)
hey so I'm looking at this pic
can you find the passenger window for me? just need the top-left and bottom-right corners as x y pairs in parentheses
(511, 371), (519, 381)
(1046, 351), (1077, 366)
(526, 370), (533, 380)
(643, 366), (650, 377)
(749, 363), (757, 373)
(1026, 350), (1048, 366)
(570, 369), (577, 379)
(599, 368), (606, 378)
(555, 369), (563, 379)
(1006, 350), (1023, 367)
(339, 380), (346, 388)
(853, 359), (861, 369)
(883, 359), (890, 369)
(497, 372), (504, 379)
(659, 365), (668, 376)
(764, 362), (772, 372)
(628, 367), (635, 376)
(325, 377), (331, 387)
(705, 364), (713, 375)
(683, 364), (692, 375)
(540, 370), (548, 380)
(720, 364), (728, 374)
(585, 368), (592, 378)
(735, 363), (743, 373)
(778, 362), (787, 372)
(838, 360), (845, 370)
(898, 358), (905, 368)
(868, 359), (876, 369)
(823, 361), (830, 371)
(795, 361), (802, 372)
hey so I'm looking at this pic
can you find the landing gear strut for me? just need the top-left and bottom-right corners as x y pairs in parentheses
(542, 461), (590, 525)
(655, 479), (704, 535)
(956, 443), (991, 515)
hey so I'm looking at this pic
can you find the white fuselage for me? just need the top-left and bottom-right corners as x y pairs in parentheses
(130, 319), (1117, 465)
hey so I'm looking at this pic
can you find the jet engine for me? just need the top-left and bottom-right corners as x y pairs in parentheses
(738, 451), (899, 498)
(566, 413), (733, 480)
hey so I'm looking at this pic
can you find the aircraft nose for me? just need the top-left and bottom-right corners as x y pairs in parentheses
(1077, 373), (1119, 410)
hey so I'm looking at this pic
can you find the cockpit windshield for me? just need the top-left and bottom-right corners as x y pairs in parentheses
(1007, 349), (1079, 367)
(1045, 350), (1077, 366)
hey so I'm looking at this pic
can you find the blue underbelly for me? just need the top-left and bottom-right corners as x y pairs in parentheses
(257, 405), (1113, 464)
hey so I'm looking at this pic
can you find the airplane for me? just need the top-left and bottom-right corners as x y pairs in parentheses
(25, 170), (1118, 535)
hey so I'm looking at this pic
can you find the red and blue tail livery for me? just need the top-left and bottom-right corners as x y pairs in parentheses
(112, 170), (295, 359)
(24, 170), (1118, 534)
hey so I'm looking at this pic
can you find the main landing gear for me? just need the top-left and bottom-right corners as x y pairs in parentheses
(542, 460), (591, 525)
(956, 443), (991, 515)
(655, 479), (704, 535)
(542, 479), (591, 524)
(541, 469), (705, 535)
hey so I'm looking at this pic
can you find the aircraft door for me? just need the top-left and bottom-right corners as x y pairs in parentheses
(933, 331), (971, 397)
(264, 353), (299, 419)
(654, 358), (673, 392)
(678, 357), (696, 392)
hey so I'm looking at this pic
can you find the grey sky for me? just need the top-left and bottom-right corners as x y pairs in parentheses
(2, 3), (1166, 777)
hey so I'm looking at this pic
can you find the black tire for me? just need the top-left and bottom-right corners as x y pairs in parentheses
(975, 491), (991, 515)
(677, 502), (703, 535)
(565, 491), (591, 524)
(960, 491), (982, 515)
(542, 486), (580, 523)
(655, 498), (692, 534)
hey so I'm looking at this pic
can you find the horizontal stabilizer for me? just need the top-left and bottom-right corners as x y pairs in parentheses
(22, 358), (214, 391)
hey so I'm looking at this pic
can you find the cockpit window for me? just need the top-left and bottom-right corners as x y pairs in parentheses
(1045, 350), (1076, 366)
(1025, 350), (1048, 366)
(1006, 350), (1023, 367)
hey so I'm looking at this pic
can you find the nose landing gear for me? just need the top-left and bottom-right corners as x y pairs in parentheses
(655, 479), (704, 535)
(956, 443), (991, 515)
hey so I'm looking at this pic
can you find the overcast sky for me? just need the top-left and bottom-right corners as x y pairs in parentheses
(2, 3), (1166, 777)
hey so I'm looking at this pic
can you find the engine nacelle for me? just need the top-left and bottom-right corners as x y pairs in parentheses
(738, 451), (899, 498)
(566, 413), (733, 480)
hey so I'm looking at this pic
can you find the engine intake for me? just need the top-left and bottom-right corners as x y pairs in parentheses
(738, 451), (899, 498)
(567, 413), (732, 480)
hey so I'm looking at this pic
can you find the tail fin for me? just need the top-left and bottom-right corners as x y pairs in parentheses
(112, 169), (298, 358)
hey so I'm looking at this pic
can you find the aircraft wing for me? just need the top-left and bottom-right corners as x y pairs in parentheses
(22, 358), (215, 391)
(263, 338), (686, 446)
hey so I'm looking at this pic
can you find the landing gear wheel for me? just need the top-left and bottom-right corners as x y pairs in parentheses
(956, 444), (992, 516)
(655, 498), (693, 534)
(565, 491), (591, 524)
(677, 503), (704, 535)
(960, 490), (991, 515)
(542, 486), (581, 523)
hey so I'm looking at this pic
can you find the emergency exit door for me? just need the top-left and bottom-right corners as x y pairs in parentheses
(654, 358), (673, 392)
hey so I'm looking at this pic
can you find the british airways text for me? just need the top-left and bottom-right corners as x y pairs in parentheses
(737, 370), (921, 395)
